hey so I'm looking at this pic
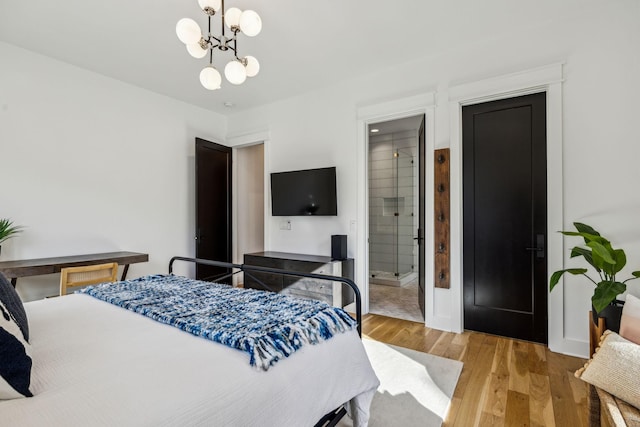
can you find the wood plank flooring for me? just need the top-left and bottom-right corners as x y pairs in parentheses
(361, 314), (588, 427)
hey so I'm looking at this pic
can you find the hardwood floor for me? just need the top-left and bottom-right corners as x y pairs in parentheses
(361, 314), (588, 427)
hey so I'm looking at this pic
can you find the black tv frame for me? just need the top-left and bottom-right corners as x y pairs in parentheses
(270, 166), (337, 216)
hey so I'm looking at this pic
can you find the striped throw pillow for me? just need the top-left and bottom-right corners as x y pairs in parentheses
(0, 273), (33, 399)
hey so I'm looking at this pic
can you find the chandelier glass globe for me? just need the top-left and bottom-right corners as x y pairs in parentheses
(224, 60), (247, 85)
(197, 0), (221, 12)
(244, 56), (260, 77)
(200, 66), (222, 90)
(239, 10), (262, 37)
(176, 18), (202, 45)
(187, 42), (208, 59)
(224, 7), (242, 29)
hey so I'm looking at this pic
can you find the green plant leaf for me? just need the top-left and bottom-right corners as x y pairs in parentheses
(570, 247), (601, 273)
(561, 231), (596, 238)
(574, 222), (601, 244)
(592, 281), (626, 314)
(574, 222), (600, 237)
(612, 249), (627, 275)
(633, 271), (640, 278)
(587, 241), (616, 264)
(591, 250), (606, 271)
(549, 268), (588, 291)
(0, 219), (24, 244)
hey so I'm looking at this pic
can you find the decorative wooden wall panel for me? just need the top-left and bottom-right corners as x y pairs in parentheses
(434, 148), (450, 289)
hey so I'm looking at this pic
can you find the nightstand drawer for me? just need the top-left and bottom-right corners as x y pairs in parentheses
(282, 287), (332, 305)
(283, 276), (333, 296)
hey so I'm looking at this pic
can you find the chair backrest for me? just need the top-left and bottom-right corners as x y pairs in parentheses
(60, 263), (118, 296)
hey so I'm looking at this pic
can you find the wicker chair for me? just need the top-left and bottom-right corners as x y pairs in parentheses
(59, 263), (118, 296)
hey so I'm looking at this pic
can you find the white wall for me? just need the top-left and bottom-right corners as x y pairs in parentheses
(228, 92), (361, 259)
(227, 1), (640, 357)
(0, 42), (227, 300)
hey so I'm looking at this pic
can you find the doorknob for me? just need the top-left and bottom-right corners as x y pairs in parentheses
(525, 234), (545, 258)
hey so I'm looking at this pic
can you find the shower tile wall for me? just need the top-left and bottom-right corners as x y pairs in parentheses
(369, 130), (418, 277)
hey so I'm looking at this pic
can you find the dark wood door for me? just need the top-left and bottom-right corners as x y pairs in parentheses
(195, 138), (232, 283)
(462, 92), (547, 343)
(418, 115), (426, 319)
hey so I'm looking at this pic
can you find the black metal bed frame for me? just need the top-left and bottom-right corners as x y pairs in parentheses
(168, 256), (362, 336)
(167, 256), (362, 427)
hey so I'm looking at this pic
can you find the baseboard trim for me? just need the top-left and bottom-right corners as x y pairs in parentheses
(549, 338), (589, 359)
(425, 320), (589, 359)
(427, 315), (456, 333)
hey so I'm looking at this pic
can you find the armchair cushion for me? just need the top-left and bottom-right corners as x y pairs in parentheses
(576, 331), (640, 410)
(620, 294), (640, 345)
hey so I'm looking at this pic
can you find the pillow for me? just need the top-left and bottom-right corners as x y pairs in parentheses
(620, 294), (640, 345)
(0, 273), (33, 399)
(575, 331), (640, 408)
(0, 273), (29, 341)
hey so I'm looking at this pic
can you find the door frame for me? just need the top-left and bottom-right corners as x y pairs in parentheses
(356, 93), (435, 322)
(227, 129), (272, 264)
(448, 63), (576, 355)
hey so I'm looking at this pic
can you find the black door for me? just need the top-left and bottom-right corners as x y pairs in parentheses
(418, 116), (426, 319)
(195, 138), (232, 283)
(462, 93), (547, 343)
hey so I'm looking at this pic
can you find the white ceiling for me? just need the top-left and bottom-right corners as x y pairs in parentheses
(369, 115), (423, 136)
(0, 0), (591, 115)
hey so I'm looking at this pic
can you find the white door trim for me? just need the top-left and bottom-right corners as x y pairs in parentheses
(356, 93), (435, 322)
(448, 63), (575, 354)
(227, 129), (272, 260)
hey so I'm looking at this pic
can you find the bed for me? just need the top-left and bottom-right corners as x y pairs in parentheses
(0, 257), (379, 426)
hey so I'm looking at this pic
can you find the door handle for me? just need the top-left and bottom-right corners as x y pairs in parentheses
(525, 234), (545, 258)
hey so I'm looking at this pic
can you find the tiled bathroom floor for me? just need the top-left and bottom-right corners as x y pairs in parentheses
(369, 280), (424, 323)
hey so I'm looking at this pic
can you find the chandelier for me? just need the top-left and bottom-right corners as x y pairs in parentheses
(176, 0), (262, 90)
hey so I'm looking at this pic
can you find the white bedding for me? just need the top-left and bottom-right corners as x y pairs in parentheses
(1, 294), (379, 426)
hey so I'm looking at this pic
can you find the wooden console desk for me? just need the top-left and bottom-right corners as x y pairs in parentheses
(243, 251), (354, 307)
(0, 251), (149, 288)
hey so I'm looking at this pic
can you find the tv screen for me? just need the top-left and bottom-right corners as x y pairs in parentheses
(271, 167), (337, 216)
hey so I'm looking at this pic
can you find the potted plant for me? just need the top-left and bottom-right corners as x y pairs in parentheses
(0, 218), (24, 256)
(549, 222), (640, 332)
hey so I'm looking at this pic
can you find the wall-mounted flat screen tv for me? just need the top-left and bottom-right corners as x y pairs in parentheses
(271, 167), (337, 216)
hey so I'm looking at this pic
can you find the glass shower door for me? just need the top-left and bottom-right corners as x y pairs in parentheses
(368, 135), (416, 284)
(394, 148), (415, 278)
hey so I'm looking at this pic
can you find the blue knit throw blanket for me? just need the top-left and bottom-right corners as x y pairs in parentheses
(79, 274), (356, 371)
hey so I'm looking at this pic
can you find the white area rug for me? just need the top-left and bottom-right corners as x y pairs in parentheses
(339, 339), (463, 427)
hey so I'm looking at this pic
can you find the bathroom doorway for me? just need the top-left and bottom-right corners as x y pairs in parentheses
(368, 115), (424, 322)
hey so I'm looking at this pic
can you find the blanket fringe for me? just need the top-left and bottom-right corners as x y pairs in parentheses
(250, 306), (356, 370)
